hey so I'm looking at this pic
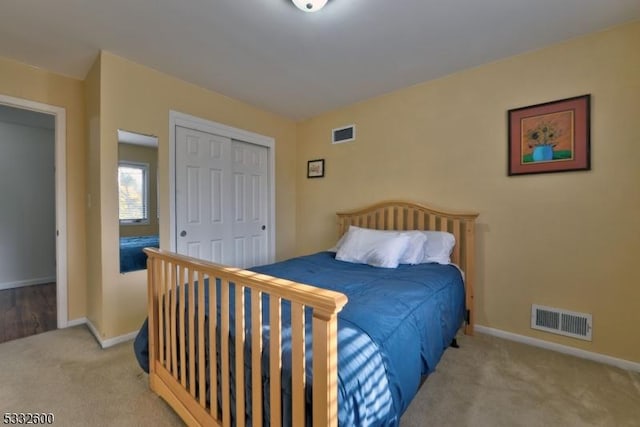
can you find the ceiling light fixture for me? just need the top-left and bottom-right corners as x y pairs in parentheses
(292, 0), (328, 13)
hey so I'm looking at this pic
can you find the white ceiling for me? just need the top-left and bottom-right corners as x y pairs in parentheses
(1, 0), (638, 120)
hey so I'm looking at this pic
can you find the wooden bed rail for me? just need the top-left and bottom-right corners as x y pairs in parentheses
(144, 248), (348, 427)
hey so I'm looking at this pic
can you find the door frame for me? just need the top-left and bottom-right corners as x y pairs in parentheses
(169, 111), (276, 264)
(0, 94), (68, 328)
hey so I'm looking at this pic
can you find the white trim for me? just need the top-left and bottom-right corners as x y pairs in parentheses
(168, 111), (276, 263)
(0, 277), (57, 291)
(475, 325), (640, 373)
(0, 94), (68, 329)
(85, 319), (139, 349)
(66, 317), (88, 328)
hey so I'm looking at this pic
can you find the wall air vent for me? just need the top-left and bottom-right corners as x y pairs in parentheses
(531, 304), (592, 341)
(332, 125), (356, 144)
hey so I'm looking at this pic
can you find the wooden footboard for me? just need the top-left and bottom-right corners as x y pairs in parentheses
(144, 248), (348, 427)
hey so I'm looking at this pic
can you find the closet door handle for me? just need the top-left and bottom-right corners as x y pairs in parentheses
(180, 230), (187, 237)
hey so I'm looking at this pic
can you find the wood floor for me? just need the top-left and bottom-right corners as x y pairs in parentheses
(0, 283), (57, 344)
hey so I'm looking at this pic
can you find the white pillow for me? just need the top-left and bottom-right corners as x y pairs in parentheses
(399, 231), (427, 264)
(421, 231), (456, 264)
(335, 226), (412, 268)
(332, 226), (427, 265)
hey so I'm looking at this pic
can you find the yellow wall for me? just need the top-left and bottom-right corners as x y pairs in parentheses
(296, 22), (640, 363)
(1, 21), (637, 365)
(91, 51), (298, 338)
(0, 56), (87, 321)
(84, 55), (102, 330)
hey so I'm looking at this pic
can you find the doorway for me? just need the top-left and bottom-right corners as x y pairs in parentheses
(0, 94), (68, 334)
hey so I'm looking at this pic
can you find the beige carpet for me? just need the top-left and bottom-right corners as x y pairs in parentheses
(0, 325), (182, 426)
(402, 333), (640, 427)
(0, 326), (638, 426)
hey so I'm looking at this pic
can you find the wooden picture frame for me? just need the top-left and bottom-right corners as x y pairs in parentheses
(307, 159), (325, 178)
(508, 94), (590, 176)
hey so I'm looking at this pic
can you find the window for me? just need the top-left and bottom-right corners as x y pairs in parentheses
(118, 162), (149, 224)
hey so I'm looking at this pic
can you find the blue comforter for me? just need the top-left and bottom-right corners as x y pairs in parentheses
(134, 251), (465, 426)
(119, 235), (159, 273)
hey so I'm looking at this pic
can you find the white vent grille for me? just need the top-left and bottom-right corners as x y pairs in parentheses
(332, 125), (355, 144)
(531, 304), (592, 341)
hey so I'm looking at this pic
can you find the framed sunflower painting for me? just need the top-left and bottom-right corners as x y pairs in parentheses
(508, 94), (590, 175)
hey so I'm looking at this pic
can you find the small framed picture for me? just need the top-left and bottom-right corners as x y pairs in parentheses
(508, 94), (590, 176)
(307, 159), (325, 178)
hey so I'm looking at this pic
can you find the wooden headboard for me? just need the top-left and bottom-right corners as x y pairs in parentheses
(336, 200), (479, 334)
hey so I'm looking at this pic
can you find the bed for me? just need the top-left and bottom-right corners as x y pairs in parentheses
(120, 234), (159, 273)
(135, 200), (478, 426)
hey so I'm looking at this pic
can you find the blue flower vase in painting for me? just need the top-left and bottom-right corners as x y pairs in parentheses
(532, 144), (554, 162)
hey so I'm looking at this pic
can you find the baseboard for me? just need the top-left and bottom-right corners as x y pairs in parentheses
(68, 318), (138, 349)
(66, 317), (88, 328)
(475, 325), (640, 373)
(0, 276), (57, 291)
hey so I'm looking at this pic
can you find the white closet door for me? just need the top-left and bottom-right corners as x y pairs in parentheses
(231, 139), (269, 268)
(175, 126), (269, 268)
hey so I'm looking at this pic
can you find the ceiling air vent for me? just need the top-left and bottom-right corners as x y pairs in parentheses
(332, 125), (356, 144)
(531, 304), (592, 341)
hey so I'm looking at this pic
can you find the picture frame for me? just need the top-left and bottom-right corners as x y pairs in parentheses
(508, 94), (590, 176)
(307, 159), (325, 178)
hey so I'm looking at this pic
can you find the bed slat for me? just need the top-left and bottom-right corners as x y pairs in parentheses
(179, 266), (186, 387)
(291, 301), (306, 426)
(452, 219), (461, 265)
(221, 279), (231, 427)
(376, 209), (384, 229)
(418, 212), (425, 230)
(197, 271), (206, 407)
(407, 208), (415, 229)
(235, 284), (246, 427)
(157, 258), (165, 368)
(251, 289), (263, 427)
(147, 257), (158, 377)
(269, 296), (282, 426)
(208, 274), (218, 418)
(386, 206), (394, 229)
(396, 207), (404, 230)
(464, 220), (476, 335)
(163, 260), (170, 371)
(188, 268), (196, 396)
(170, 264), (178, 379)
(312, 311), (339, 427)
(439, 216), (448, 232)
